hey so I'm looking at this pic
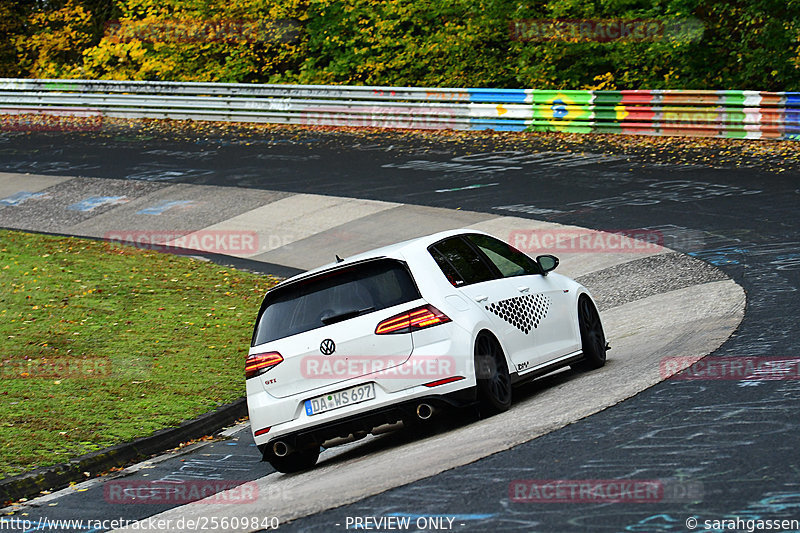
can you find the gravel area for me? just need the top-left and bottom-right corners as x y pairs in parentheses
(576, 251), (731, 311)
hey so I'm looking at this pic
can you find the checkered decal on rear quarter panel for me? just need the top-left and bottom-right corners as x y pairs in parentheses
(486, 293), (551, 334)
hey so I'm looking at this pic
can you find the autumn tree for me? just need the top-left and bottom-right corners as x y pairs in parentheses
(0, 1), (31, 77)
(1, 0), (797, 89)
(16, 0), (95, 78)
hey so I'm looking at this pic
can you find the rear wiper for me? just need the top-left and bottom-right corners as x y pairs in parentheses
(321, 307), (375, 325)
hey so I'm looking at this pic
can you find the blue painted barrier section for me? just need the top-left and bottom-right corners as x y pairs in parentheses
(469, 118), (528, 131)
(784, 92), (800, 134)
(468, 88), (528, 103)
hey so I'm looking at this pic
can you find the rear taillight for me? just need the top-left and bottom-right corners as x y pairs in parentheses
(375, 305), (451, 335)
(245, 352), (283, 379)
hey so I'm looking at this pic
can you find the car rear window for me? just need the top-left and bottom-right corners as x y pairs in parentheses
(252, 259), (421, 345)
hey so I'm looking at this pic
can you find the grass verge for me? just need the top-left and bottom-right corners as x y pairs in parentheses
(0, 229), (279, 480)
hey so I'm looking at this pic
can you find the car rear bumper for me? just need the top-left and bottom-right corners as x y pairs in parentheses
(247, 368), (476, 448)
(248, 322), (476, 448)
(255, 388), (476, 460)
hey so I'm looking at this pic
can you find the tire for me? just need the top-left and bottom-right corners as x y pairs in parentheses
(474, 333), (512, 414)
(572, 296), (607, 371)
(268, 447), (320, 474)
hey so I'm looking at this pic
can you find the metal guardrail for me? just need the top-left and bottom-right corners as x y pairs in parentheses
(0, 78), (798, 139)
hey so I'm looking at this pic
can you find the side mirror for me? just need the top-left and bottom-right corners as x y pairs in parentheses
(536, 254), (559, 275)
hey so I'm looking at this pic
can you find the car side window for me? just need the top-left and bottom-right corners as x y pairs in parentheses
(429, 237), (496, 286)
(429, 247), (464, 286)
(465, 234), (542, 278)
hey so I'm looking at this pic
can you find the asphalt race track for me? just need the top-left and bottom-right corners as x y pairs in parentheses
(0, 126), (798, 533)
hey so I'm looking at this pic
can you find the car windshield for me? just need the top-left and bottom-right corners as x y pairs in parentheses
(252, 259), (420, 345)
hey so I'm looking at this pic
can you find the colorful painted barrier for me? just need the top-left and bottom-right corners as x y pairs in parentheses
(0, 79), (796, 140)
(527, 89), (800, 139)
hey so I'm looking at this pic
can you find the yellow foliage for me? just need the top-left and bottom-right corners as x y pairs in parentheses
(79, 0), (308, 82)
(16, 0), (94, 78)
(583, 72), (617, 90)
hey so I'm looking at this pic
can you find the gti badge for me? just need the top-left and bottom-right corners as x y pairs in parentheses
(320, 338), (336, 355)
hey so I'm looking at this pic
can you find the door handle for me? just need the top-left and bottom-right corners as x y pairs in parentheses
(475, 295), (488, 302)
(517, 286), (530, 293)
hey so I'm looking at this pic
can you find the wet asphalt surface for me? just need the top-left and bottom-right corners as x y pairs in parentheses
(0, 126), (798, 532)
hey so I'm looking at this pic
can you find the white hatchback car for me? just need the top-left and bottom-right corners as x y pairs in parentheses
(246, 229), (607, 472)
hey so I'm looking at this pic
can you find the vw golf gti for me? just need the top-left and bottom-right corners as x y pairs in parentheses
(246, 229), (607, 472)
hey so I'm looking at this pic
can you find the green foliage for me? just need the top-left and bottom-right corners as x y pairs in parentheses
(1, 0), (799, 93)
(298, 0), (515, 87)
(508, 0), (800, 90)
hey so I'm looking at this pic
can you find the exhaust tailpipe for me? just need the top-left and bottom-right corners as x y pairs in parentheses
(416, 403), (435, 420)
(272, 440), (292, 457)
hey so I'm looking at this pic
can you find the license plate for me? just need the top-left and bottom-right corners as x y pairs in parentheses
(304, 383), (375, 416)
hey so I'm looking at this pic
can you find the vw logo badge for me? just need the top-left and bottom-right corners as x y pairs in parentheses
(320, 338), (336, 355)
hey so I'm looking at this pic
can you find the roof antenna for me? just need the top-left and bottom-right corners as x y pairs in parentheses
(336, 254), (344, 263)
